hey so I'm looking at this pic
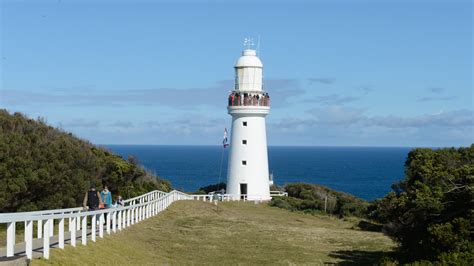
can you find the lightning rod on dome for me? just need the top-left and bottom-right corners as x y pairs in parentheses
(257, 34), (261, 55)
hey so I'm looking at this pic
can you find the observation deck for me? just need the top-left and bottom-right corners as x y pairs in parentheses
(227, 90), (270, 116)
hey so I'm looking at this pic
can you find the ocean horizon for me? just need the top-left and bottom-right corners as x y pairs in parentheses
(105, 145), (414, 201)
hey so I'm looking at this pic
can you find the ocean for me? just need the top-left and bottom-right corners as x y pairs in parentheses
(106, 145), (412, 201)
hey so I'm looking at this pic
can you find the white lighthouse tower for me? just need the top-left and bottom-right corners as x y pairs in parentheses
(226, 45), (271, 201)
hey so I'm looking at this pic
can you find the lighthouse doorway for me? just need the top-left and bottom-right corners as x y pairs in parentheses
(240, 183), (247, 199)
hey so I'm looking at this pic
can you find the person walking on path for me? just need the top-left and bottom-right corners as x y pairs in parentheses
(101, 186), (113, 208)
(117, 195), (125, 207)
(83, 184), (103, 211)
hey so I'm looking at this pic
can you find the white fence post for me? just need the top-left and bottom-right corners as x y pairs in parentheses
(71, 217), (76, 247)
(137, 207), (140, 222)
(37, 219), (43, 239)
(49, 218), (54, 237)
(99, 213), (104, 238)
(43, 219), (50, 259)
(6, 221), (15, 257)
(59, 218), (65, 249)
(106, 212), (111, 235)
(126, 209), (130, 227)
(76, 213), (81, 231)
(92, 214), (97, 242)
(25, 220), (33, 259)
(118, 210), (122, 231)
(81, 215), (87, 245)
(112, 211), (117, 233)
(123, 210), (127, 228)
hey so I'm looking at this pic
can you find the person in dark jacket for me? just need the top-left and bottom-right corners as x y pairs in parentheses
(83, 184), (103, 211)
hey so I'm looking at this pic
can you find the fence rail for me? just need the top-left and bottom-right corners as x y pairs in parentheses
(0, 190), (192, 260)
(270, 191), (288, 197)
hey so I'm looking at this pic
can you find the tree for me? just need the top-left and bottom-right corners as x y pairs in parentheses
(0, 109), (171, 212)
(369, 145), (474, 264)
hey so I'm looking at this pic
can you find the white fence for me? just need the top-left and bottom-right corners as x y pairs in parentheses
(0, 190), (192, 260)
(189, 192), (287, 202)
(270, 191), (288, 197)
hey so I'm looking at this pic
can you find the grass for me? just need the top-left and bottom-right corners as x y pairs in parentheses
(32, 201), (396, 265)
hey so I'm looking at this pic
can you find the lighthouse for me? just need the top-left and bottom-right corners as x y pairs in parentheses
(226, 47), (271, 201)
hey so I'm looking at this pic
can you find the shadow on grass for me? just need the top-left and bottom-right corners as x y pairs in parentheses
(356, 220), (383, 232)
(329, 250), (395, 266)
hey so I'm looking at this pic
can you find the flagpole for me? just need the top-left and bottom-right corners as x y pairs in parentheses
(217, 146), (225, 191)
(215, 128), (228, 213)
(218, 128), (229, 189)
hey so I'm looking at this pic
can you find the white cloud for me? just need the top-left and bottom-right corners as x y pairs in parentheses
(303, 94), (359, 105)
(62, 119), (100, 128)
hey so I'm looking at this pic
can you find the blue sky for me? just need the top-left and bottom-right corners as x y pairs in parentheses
(1, 0), (472, 147)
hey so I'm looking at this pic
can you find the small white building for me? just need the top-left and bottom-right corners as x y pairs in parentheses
(226, 49), (271, 201)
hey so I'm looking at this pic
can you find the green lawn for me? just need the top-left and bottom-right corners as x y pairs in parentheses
(33, 201), (396, 265)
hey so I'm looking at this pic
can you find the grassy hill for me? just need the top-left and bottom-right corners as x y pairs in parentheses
(33, 201), (396, 265)
(0, 110), (170, 212)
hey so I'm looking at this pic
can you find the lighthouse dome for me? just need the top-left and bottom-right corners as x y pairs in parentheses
(235, 49), (263, 68)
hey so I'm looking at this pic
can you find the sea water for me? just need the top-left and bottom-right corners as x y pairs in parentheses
(106, 145), (411, 201)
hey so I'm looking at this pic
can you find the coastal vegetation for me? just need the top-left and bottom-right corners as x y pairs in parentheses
(269, 183), (369, 218)
(268, 146), (473, 264)
(369, 145), (474, 264)
(0, 110), (171, 212)
(33, 200), (395, 265)
(195, 182), (226, 194)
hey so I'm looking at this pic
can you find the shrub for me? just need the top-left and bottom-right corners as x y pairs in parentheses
(196, 182), (226, 194)
(270, 183), (368, 218)
(369, 145), (474, 264)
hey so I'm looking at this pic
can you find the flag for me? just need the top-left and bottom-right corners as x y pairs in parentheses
(223, 128), (229, 148)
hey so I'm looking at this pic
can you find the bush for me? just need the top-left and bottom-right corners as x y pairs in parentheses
(270, 183), (368, 218)
(369, 145), (474, 264)
(196, 182), (226, 194)
(0, 109), (171, 212)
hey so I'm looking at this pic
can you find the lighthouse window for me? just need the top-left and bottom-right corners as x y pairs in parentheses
(242, 121), (247, 127)
(242, 160), (247, 166)
(242, 140), (247, 145)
